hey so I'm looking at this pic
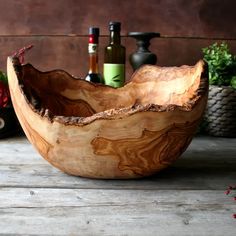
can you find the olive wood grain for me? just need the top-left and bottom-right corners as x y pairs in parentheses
(7, 57), (208, 178)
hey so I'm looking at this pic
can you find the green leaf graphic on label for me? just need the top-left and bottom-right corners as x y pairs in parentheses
(112, 74), (121, 82)
(103, 64), (125, 88)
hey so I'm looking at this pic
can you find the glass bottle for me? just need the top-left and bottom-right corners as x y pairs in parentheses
(85, 27), (103, 83)
(103, 22), (126, 88)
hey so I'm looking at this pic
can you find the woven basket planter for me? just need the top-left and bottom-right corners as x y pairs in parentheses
(204, 85), (236, 137)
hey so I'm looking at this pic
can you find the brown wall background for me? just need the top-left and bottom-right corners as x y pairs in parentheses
(1, 0), (236, 80)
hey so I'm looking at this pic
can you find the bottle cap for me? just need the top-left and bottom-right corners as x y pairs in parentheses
(109, 22), (121, 31)
(89, 27), (99, 44)
(89, 27), (100, 36)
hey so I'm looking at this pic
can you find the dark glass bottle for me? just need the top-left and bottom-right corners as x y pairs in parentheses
(85, 27), (103, 83)
(103, 22), (126, 88)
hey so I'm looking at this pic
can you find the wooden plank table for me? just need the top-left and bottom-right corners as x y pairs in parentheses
(0, 135), (235, 236)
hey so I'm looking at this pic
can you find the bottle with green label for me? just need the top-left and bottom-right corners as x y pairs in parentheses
(103, 21), (126, 88)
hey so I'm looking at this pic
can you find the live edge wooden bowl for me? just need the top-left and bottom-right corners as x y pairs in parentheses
(7, 57), (208, 179)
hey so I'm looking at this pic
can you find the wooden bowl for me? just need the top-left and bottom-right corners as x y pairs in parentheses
(7, 57), (208, 179)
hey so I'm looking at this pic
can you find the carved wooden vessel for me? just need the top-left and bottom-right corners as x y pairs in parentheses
(7, 57), (208, 179)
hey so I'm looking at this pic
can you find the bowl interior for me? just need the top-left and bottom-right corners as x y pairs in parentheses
(19, 61), (203, 118)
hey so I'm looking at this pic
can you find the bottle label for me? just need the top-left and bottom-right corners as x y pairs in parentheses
(103, 64), (125, 88)
(88, 43), (98, 53)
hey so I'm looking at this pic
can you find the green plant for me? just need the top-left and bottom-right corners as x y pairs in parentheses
(0, 71), (8, 84)
(202, 42), (236, 89)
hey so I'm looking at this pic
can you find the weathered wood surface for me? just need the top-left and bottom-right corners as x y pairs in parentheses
(1, 0), (236, 78)
(0, 136), (235, 235)
(0, 190), (235, 236)
(1, 36), (236, 79)
(0, 0), (235, 38)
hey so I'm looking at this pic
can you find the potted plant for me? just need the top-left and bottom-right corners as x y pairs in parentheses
(0, 71), (20, 138)
(202, 42), (236, 137)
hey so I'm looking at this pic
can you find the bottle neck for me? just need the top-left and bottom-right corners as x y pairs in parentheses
(88, 44), (99, 74)
(109, 30), (121, 44)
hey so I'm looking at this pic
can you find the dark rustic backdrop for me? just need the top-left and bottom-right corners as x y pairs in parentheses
(1, 0), (236, 79)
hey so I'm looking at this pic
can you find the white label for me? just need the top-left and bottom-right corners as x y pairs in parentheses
(88, 43), (98, 53)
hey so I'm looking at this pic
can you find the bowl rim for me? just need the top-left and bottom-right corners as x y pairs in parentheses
(8, 56), (208, 126)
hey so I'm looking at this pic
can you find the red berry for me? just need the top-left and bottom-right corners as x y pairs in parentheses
(0, 80), (10, 108)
